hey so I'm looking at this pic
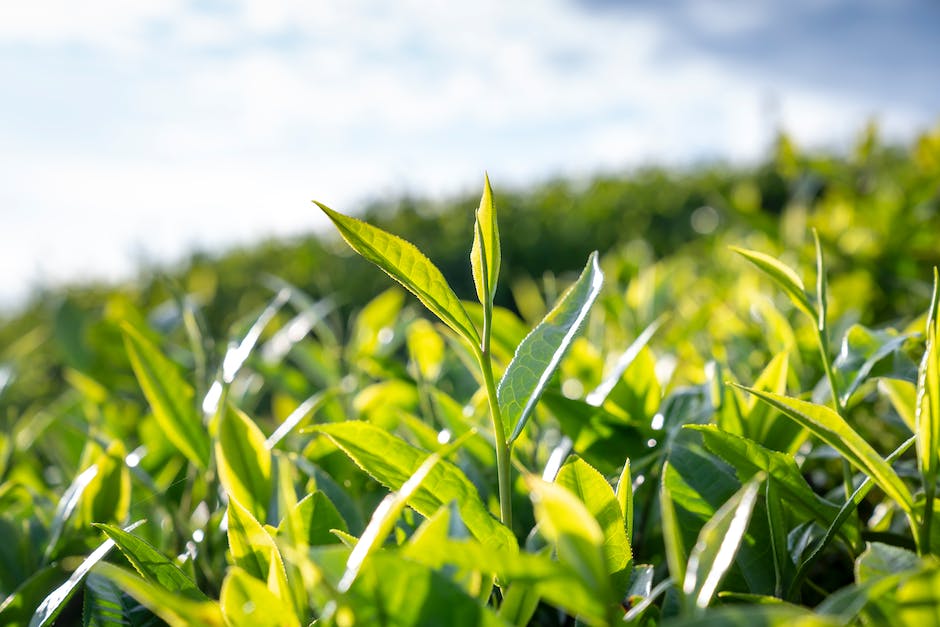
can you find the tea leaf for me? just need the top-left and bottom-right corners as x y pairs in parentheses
(338, 451), (442, 592)
(277, 491), (348, 548)
(556, 456), (632, 578)
(470, 173), (501, 307)
(121, 323), (210, 470)
(660, 461), (688, 586)
(683, 477), (761, 610)
(916, 268), (940, 534)
(616, 458), (634, 541)
(82, 571), (159, 627)
(315, 202), (480, 346)
(30, 521), (144, 627)
(221, 567), (301, 627)
(734, 385), (915, 514)
(731, 247), (814, 319)
(311, 421), (516, 552)
(498, 252), (603, 443)
(93, 524), (206, 599)
(93, 563), (223, 627)
(688, 425), (849, 543)
(226, 497), (293, 608)
(526, 475), (611, 605)
(216, 405), (273, 523)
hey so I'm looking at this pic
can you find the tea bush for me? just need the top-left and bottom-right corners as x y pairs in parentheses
(1, 124), (940, 625)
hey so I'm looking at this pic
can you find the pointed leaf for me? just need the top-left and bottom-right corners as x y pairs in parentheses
(916, 269), (940, 507)
(93, 524), (206, 599)
(277, 491), (347, 548)
(734, 385), (915, 514)
(30, 521), (144, 627)
(310, 421), (515, 552)
(498, 252), (604, 443)
(586, 313), (666, 406)
(470, 173), (500, 306)
(93, 563), (223, 627)
(556, 456), (632, 577)
(221, 567), (300, 627)
(338, 451), (443, 592)
(660, 461), (688, 586)
(731, 247), (814, 319)
(226, 497), (292, 608)
(855, 542), (920, 583)
(526, 475), (611, 604)
(216, 405), (272, 522)
(616, 459), (634, 541)
(121, 323), (209, 469)
(315, 202), (480, 345)
(688, 425), (850, 544)
(683, 478), (762, 610)
(82, 571), (159, 627)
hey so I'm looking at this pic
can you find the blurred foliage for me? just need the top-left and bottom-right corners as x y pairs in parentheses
(0, 122), (939, 625)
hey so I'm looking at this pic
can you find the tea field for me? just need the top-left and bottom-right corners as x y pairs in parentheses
(2, 126), (940, 626)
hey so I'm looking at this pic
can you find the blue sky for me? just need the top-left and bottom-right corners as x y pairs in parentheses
(1, 0), (938, 307)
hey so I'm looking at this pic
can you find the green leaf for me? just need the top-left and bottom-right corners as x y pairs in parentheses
(80, 441), (131, 531)
(660, 461), (688, 587)
(586, 313), (667, 406)
(338, 551), (510, 627)
(93, 524), (206, 600)
(277, 491), (348, 548)
(616, 459), (634, 541)
(82, 571), (160, 627)
(314, 202), (480, 346)
(44, 462), (102, 562)
(220, 567), (301, 627)
(659, 603), (840, 626)
(121, 323), (210, 469)
(471, 174), (501, 307)
(93, 563), (223, 627)
(30, 521), (144, 627)
(556, 456), (632, 579)
(688, 425), (849, 544)
(526, 475), (612, 607)
(310, 421), (515, 552)
(0, 565), (68, 627)
(732, 385), (915, 514)
(731, 247), (814, 319)
(683, 478), (761, 610)
(337, 451), (443, 592)
(741, 352), (800, 453)
(403, 505), (606, 624)
(226, 497), (293, 609)
(498, 252), (604, 443)
(765, 480), (792, 598)
(916, 269), (940, 528)
(881, 379), (917, 432)
(855, 542), (921, 583)
(407, 318), (445, 381)
(216, 405), (273, 523)
(835, 324), (917, 407)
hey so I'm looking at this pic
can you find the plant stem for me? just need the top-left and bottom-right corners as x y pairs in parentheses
(476, 292), (512, 530)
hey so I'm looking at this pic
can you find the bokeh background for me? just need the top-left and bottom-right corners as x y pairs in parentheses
(2, 0), (938, 307)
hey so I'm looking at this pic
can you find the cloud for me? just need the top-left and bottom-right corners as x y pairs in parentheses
(0, 0), (936, 306)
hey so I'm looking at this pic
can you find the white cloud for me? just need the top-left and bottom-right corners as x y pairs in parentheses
(0, 0), (935, 307)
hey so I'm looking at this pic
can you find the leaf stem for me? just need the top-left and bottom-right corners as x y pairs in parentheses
(479, 301), (512, 528)
(479, 338), (513, 530)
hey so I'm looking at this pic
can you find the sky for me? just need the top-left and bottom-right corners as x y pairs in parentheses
(1, 0), (938, 308)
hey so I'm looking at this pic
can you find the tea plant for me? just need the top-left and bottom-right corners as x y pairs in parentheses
(2, 141), (940, 626)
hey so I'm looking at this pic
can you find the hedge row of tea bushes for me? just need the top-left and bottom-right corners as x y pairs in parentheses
(0, 123), (939, 626)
